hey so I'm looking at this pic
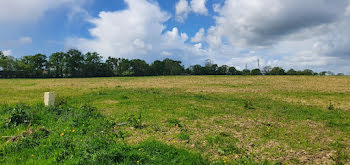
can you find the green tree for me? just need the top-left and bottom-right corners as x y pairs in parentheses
(162, 58), (184, 75)
(242, 69), (251, 75)
(84, 52), (103, 77)
(251, 68), (262, 75)
(65, 49), (84, 77)
(262, 66), (272, 75)
(190, 65), (204, 75)
(228, 67), (239, 75)
(270, 67), (285, 75)
(150, 60), (164, 75)
(49, 52), (65, 78)
(286, 69), (297, 75)
(217, 65), (229, 75)
(0, 51), (16, 78)
(130, 59), (150, 76)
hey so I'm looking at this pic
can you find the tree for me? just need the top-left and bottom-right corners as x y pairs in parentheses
(49, 52), (65, 78)
(242, 69), (251, 75)
(262, 66), (272, 75)
(84, 52), (103, 77)
(16, 54), (47, 78)
(297, 69), (313, 75)
(150, 60), (164, 75)
(162, 58), (184, 75)
(286, 69), (297, 75)
(65, 49), (84, 77)
(204, 59), (218, 75)
(270, 67), (285, 75)
(116, 58), (133, 76)
(130, 59), (150, 76)
(190, 65), (204, 75)
(228, 67), (239, 75)
(251, 68), (262, 75)
(217, 65), (229, 75)
(106, 57), (120, 76)
(0, 51), (16, 78)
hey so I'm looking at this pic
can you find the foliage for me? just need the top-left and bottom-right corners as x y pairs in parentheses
(0, 104), (208, 164)
(0, 49), (339, 78)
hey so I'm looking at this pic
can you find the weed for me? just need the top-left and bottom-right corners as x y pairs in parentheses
(331, 142), (349, 165)
(177, 132), (190, 141)
(128, 113), (143, 129)
(244, 100), (255, 110)
(166, 118), (183, 128)
(328, 102), (335, 110)
(5, 104), (31, 127)
(54, 96), (67, 107)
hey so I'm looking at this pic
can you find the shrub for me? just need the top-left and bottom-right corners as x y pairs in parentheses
(5, 104), (31, 127)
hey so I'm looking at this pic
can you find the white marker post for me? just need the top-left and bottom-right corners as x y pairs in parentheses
(44, 92), (55, 106)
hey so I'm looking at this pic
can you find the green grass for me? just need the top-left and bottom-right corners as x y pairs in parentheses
(0, 76), (349, 164)
(0, 104), (209, 164)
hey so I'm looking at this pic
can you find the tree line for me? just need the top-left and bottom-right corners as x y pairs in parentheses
(0, 49), (343, 78)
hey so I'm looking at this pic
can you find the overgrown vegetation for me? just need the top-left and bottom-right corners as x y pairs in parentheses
(0, 104), (209, 164)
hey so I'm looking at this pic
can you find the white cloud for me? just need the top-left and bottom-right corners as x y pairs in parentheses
(175, 0), (191, 22)
(175, 0), (208, 22)
(191, 28), (205, 43)
(191, 0), (208, 15)
(2, 50), (12, 56)
(69, 0), (203, 63)
(19, 37), (32, 44)
(0, 0), (90, 24)
(198, 0), (350, 74)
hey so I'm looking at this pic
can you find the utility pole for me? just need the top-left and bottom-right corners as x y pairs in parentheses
(258, 58), (260, 69)
(245, 63), (248, 70)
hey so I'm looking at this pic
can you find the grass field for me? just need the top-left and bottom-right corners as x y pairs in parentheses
(0, 76), (349, 164)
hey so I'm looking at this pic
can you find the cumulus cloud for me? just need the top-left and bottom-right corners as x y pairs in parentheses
(191, 0), (208, 15)
(0, 0), (90, 24)
(191, 28), (205, 43)
(200, 0), (350, 73)
(175, 0), (191, 22)
(175, 0), (208, 22)
(69, 0), (206, 64)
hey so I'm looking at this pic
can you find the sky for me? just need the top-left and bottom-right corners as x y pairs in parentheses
(1, 0), (350, 74)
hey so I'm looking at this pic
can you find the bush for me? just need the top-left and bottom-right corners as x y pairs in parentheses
(5, 104), (32, 127)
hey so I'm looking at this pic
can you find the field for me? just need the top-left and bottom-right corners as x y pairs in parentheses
(0, 76), (349, 164)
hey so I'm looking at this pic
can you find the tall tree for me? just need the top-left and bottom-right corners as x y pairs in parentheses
(84, 52), (102, 77)
(0, 51), (15, 78)
(251, 68), (262, 75)
(162, 58), (184, 75)
(130, 59), (150, 76)
(65, 49), (84, 77)
(270, 67), (285, 75)
(49, 52), (65, 78)
(217, 65), (229, 75)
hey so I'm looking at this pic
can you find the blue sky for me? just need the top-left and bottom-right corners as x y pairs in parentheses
(1, 0), (350, 74)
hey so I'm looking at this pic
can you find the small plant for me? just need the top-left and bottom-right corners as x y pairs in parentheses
(331, 142), (349, 165)
(328, 102), (335, 110)
(6, 104), (31, 127)
(177, 132), (190, 141)
(128, 113), (143, 129)
(121, 95), (129, 99)
(244, 100), (255, 110)
(116, 130), (126, 144)
(166, 119), (183, 128)
(55, 96), (67, 107)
